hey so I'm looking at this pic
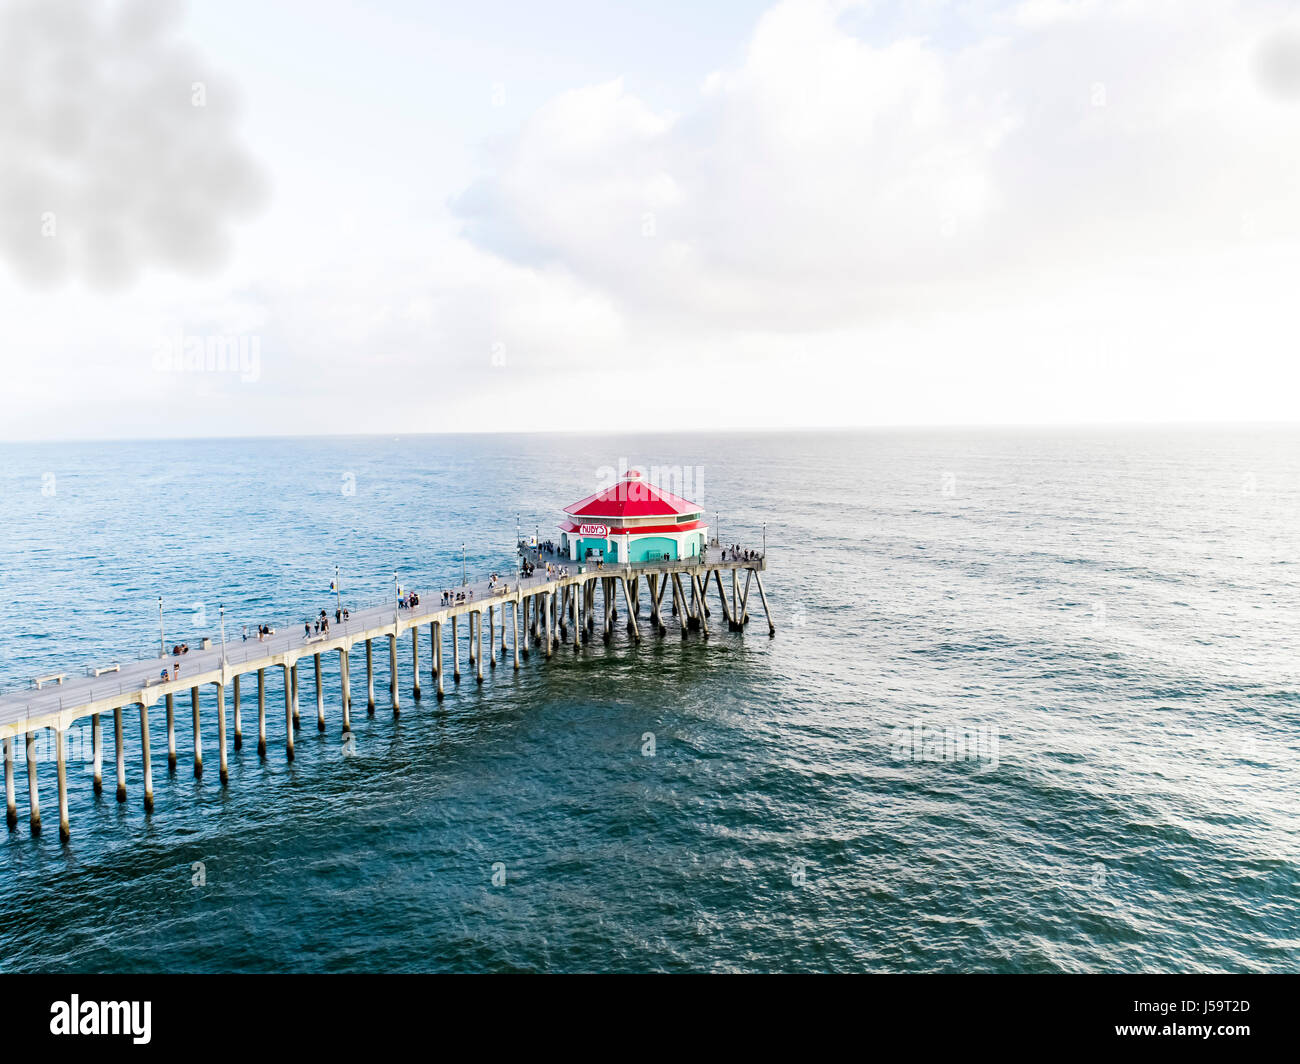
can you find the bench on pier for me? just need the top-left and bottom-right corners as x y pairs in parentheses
(33, 673), (67, 689)
(90, 663), (121, 677)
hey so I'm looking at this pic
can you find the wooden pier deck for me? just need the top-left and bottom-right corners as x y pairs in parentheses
(0, 545), (773, 840)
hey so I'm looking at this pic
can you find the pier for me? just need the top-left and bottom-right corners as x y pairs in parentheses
(0, 544), (772, 841)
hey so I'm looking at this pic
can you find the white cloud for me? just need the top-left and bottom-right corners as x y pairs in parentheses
(462, 0), (1300, 321)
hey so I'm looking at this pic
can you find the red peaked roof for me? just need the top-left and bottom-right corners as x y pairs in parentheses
(564, 471), (703, 519)
(559, 518), (705, 536)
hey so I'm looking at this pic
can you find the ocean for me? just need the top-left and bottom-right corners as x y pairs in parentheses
(0, 427), (1296, 972)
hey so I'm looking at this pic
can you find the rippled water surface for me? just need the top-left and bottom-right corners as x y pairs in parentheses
(0, 428), (1297, 972)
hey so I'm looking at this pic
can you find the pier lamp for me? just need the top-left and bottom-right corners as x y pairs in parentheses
(219, 605), (227, 671)
(335, 564), (342, 617)
(393, 571), (399, 623)
(716, 513), (720, 548)
(462, 544), (467, 586)
(763, 523), (766, 556)
(158, 596), (165, 657)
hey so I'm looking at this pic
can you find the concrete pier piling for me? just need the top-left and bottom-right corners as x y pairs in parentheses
(388, 634), (399, 715)
(291, 664), (301, 729)
(576, 585), (584, 641)
(139, 704), (154, 812)
(411, 628), (421, 700)
(166, 691), (176, 772)
(339, 646), (352, 731)
(435, 621), (445, 699)
(191, 685), (202, 778)
(217, 683), (229, 786)
(544, 593), (553, 659)
(25, 731), (39, 834)
(282, 663), (295, 761)
(56, 728), (69, 841)
(257, 667), (267, 758)
(754, 571), (776, 636)
(489, 606), (496, 668)
(623, 577), (640, 641)
(468, 612), (476, 666)
(453, 616), (461, 682)
(694, 574), (710, 637)
(365, 638), (375, 714)
(512, 600), (521, 670)
(91, 714), (102, 795)
(114, 707), (126, 802)
(476, 611), (485, 683)
(715, 570), (734, 629)
(315, 653), (326, 729)
(429, 623), (437, 684)
(4, 737), (15, 828)
(233, 674), (242, 750)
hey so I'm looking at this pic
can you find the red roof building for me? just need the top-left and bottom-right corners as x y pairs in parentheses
(558, 470), (708, 563)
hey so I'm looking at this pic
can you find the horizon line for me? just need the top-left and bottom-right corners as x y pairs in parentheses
(2, 418), (1299, 447)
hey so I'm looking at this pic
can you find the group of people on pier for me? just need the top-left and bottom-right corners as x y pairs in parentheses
(169, 642), (191, 656)
(720, 545), (763, 563)
(399, 590), (420, 609)
(303, 605), (351, 639)
(441, 588), (473, 605)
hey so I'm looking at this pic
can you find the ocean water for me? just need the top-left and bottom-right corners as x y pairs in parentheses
(0, 428), (1296, 973)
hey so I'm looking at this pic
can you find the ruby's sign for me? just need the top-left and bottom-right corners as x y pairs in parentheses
(579, 523), (609, 537)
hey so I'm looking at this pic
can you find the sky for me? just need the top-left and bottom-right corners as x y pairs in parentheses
(1, 0), (1299, 441)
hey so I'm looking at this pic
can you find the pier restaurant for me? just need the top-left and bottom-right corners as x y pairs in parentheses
(559, 471), (708, 563)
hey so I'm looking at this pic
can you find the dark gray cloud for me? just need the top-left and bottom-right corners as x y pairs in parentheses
(0, 0), (267, 289)
(1254, 27), (1300, 101)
